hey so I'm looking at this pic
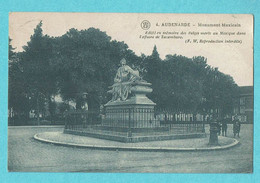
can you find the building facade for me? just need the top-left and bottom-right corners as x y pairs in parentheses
(238, 86), (253, 123)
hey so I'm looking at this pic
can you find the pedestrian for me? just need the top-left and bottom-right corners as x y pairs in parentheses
(222, 120), (228, 137)
(236, 121), (241, 137)
(233, 115), (241, 137)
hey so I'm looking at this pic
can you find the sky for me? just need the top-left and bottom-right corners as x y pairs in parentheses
(9, 13), (253, 86)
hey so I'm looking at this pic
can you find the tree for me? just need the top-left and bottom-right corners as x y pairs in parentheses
(202, 67), (239, 118)
(9, 23), (239, 125)
(52, 28), (140, 111)
(142, 45), (163, 106)
(20, 21), (57, 124)
(143, 50), (238, 115)
(8, 39), (31, 125)
(161, 54), (203, 111)
(52, 28), (112, 110)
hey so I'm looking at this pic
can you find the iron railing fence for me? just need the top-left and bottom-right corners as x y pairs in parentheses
(65, 110), (101, 128)
(64, 109), (206, 135)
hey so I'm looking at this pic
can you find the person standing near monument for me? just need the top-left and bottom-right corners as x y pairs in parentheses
(221, 117), (228, 137)
(233, 115), (241, 137)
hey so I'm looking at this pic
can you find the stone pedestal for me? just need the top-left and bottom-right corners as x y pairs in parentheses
(104, 81), (160, 128)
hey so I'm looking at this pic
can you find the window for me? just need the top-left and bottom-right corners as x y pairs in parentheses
(240, 106), (245, 114)
(240, 97), (246, 105)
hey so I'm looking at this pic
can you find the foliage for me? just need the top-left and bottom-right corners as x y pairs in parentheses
(8, 39), (30, 118)
(8, 22), (240, 125)
(142, 49), (238, 115)
(9, 22), (57, 123)
(51, 28), (140, 110)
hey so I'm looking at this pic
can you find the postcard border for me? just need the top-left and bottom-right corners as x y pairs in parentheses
(0, 0), (259, 182)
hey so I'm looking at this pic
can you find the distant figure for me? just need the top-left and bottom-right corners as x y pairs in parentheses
(233, 115), (241, 137)
(221, 120), (228, 137)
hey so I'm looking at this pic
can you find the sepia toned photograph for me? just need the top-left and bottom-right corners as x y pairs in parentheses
(8, 13), (253, 173)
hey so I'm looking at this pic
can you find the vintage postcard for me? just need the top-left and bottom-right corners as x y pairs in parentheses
(8, 13), (253, 173)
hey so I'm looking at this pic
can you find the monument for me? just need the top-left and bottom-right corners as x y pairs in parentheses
(64, 58), (205, 143)
(103, 58), (160, 131)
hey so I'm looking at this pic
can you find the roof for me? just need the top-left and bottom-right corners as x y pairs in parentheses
(239, 86), (253, 95)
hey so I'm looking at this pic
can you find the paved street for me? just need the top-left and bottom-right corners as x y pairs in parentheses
(8, 124), (253, 173)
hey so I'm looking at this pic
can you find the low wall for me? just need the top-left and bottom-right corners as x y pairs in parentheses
(64, 129), (206, 143)
(89, 125), (169, 133)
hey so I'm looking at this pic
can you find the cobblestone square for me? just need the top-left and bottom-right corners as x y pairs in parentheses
(8, 124), (253, 173)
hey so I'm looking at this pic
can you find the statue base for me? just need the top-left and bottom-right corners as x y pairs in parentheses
(104, 81), (159, 128)
(103, 101), (159, 128)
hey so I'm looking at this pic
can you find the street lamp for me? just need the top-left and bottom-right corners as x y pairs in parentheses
(214, 96), (219, 120)
(209, 95), (220, 146)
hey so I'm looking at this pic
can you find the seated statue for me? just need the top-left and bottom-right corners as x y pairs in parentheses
(110, 58), (141, 101)
(114, 58), (141, 83)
